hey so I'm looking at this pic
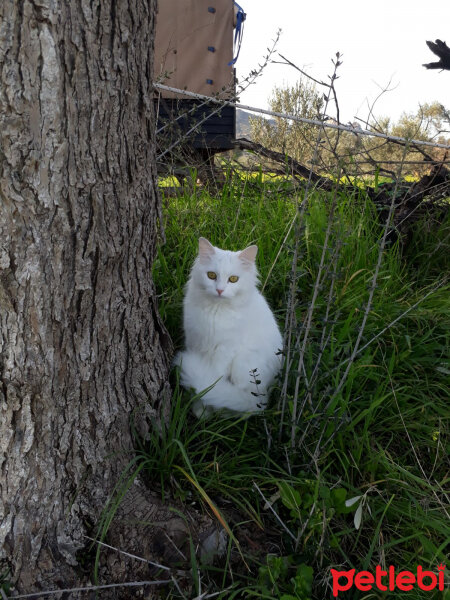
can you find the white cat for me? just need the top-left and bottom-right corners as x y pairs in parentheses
(174, 237), (283, 417)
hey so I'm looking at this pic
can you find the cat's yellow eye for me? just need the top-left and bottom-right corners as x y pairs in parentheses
(228, 275), (239, 283)
(207, 271), (217, 280)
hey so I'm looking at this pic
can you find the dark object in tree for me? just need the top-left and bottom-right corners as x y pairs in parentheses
(423, 39), (450, 70)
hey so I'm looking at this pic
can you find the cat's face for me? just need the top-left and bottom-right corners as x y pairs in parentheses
(191, 237), (258, 301)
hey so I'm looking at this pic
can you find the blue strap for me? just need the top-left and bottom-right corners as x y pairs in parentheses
(228, 1), (246, 65)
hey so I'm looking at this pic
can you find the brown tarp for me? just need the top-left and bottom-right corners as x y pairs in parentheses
(154, 0), (235, 98)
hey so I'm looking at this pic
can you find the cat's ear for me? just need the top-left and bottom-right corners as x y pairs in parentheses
(239, 244), (258, 264)
(198, 237), (215, 260)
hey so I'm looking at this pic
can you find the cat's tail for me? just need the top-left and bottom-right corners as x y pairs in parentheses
(174, 351), (267, 417)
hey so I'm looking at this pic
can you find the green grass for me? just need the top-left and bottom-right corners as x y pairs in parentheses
(155, 175), (295, 346)
(149, 175), (449, 599)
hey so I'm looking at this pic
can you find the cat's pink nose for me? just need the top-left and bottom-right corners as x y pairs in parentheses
(216, 289), (224, 296)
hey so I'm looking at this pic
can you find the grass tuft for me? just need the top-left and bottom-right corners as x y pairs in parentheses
(150, 175), (449, 598)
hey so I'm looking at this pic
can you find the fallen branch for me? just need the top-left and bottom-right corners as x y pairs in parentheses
(234, 137), (450, 240)
(234, 137), (332, 188)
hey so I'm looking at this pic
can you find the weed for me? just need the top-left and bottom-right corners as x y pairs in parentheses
(149, 175), (449, 598)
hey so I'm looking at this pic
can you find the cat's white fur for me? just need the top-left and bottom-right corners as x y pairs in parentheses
(174, 237), (283, 417)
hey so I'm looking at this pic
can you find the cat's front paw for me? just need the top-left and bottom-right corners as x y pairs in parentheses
(192, 399), (213, 419)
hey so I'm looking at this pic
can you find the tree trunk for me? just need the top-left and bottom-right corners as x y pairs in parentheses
(0, 0), (173, 591)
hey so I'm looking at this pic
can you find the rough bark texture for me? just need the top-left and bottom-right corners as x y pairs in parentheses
(0, 0), (175, 592)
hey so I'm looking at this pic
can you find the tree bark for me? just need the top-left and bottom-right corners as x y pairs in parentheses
(0, 0), (173, 591)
